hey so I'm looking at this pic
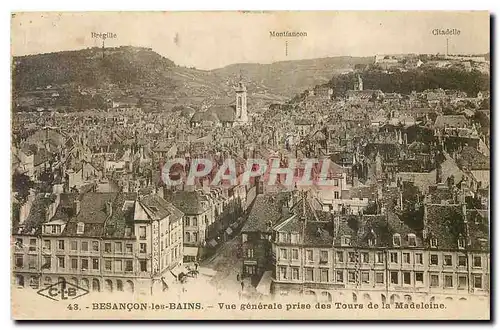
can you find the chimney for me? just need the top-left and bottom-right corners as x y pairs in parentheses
(106, 201), (113, 217)
(74, 199), (81, 215)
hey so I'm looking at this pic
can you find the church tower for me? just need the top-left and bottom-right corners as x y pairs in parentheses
(354, 74), (364, 91)
(235, 81), (248, 123)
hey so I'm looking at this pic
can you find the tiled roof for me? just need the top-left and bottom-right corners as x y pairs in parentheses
(169, 190), (210, 215)
(242, 193), (288, 233)
(424, 204), (465, 250)
(456, 146), (490, 171)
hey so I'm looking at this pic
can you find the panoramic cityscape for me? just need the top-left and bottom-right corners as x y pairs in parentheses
(10, 11), (490, 320)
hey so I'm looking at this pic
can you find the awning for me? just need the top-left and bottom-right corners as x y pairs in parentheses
(256, 271), (273, 295)
(183, 246), (199, 257)
(225, 227), (233, 235)
(208, 239), (218, 247)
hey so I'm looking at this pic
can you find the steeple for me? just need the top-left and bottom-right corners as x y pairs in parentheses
(235, 80), (248, 123)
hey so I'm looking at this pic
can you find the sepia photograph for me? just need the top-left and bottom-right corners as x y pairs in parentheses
(10, 11), (490, 320)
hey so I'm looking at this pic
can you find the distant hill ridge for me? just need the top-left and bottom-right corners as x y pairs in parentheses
(12, 46), (373, 105)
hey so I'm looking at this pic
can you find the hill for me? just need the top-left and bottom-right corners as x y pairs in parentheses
(211, 56), (374, 98)
(12, 47), (373, 111)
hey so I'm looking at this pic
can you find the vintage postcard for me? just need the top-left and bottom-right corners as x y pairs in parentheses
(10, 11), (490, 320)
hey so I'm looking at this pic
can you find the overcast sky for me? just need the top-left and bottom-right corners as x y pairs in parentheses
(11, 11), (490, 70)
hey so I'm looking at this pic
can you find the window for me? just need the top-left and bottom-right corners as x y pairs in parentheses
(390, 252), (398, 263)
(115, 242), (122, 253)
(403, 272), (411, 285)
(280, 248), (288, 260)
(408, 234), (416, 247)
(140, 260), (147, 272)
(348, 271), (356, 283)
(241, 234), (247, 243)
(444, 275), (453, 288)
(292, 267), (299, 280)
(336, 270), (344, 283)
(125, 260), (133, 272)
(348, 252), (356, 263)
(81, 258), (89, 270)
(361, 271), (369, 283)
(192, 217), (198, 226)
(115, 260), (122, 272)
(58, 240), (65, 250)
(43, 240), (51, 251)
(15, 255), (23, 268)
(81, 241), (88, 251)
(390, 271), (399, 284)
(246, 249), (254, 258)
(291, 233), (299, 244)
(184, 217), (190, 227)
(341, 236), (351, 246)
(278, 232), (287, 243)
(393, 234), (401, 247)
(430, 274), (439, 287)
(474, 275), (482, 289)
(334, 191), (340, 199)
(57, 256), (65, 269)
(92, 241), (99, 252)
(140, 243), (147, 253)
(92, 258), (99, 270)
(245, 266), (255, 275)
(15, 238), (23, 249)
(376, 252), (384, 263)
(430, 254), (438, 265)
(28, 255), (36, 269)
(126, 244), (133, 254)
(139, 226), (146, 239)
(473, 256), (482, 267)
(193, 232), (198, 242)
(403, 252), (410, 264)
(71, 258), (78, 270)
(336, 251), (344, 262)
(77, 222), (84, 234)
(334, 179), (339, 186)
(415, 253), (423, 264)
(29, 239), (36, 251)
(306, 250), (313, 262)
(375, 272), (384, 284)
(458, 275), (468, 289)
(291, 249), (299, 260)
(104, 260), (112, 271)
(430, 238), (438, 248)
(458, 238), (465, 249)
(444, 255), (452, 266)
(415, 272), (424, 285)
(458, 255), (467, 267)
(42, 256), (51, 269)
(104, 243), (112, 253)
(361, 252), (369, 263)
(305, 268), (313, 281)
(320, 269), (329, 282)
(320, 250), (328, 263)
(69, 241), (77, 251)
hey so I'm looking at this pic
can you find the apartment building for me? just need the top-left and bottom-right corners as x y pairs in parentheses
(270, 195), (489, 305)
(12, 191), (184, 295)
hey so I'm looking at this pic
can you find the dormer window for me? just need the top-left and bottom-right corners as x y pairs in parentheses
(368, 238), (375, 247)
(393, 234), (401, 247)
(341, 235), (351, 247)
(458, 237), (466, 249)
(430, 238), (438, 248)
(76, 222), (85, 235)
(407, 234), (416, 247)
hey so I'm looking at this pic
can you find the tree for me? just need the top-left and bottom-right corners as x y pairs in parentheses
(12, 172), (34, 204)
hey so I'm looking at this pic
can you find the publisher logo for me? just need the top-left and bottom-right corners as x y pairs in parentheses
(37, 281), (89, 301)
